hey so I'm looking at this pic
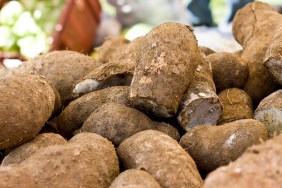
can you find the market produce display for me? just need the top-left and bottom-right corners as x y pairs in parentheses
(0, 0), (64, 58)
(0, 2), (282, 188)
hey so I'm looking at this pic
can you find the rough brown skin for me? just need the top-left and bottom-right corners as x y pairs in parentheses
(109, 169), (161, 188)
(2, 133), (66, 166)
(117, 130), (203, 188)
(57, 86), (131, 137)
(0, 74), (55, 150)
(95, 36), (130, 64)
(218, 88), (253, 124)
(130, 22), (201, 118)
(73, 61), (134, 97)
(199, 46), (215, 56)
(264, 28), (282, 85)
(178, 58), (222, 131)
(179, 119), (268, 173)
(0, 133), (119, 188)
(203, 133), (282, 188)
(15, 50), (102, 105)
(232, 2), (280, 104)
(206, 52), (249, 92)
(80, 102), (180, 145)
(73, 37), (143, 97)
(254, 89), (282, 137)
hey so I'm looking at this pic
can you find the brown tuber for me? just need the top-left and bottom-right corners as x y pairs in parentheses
(0, 74), (56, 149)
(2, 133), (66, 166)
(232, 2), (280, 104)
(117, 130), (203, 188)
(0, 133), (119, 188)
(218, 88), (253, 124)
(80, 102), (180, 145)
(57, 86), (131, 137)
(178, 58), (222, 131)
(254, 89), (282, 137)
(180, 119), (268, 172)
(206, 52), (249, 92)
(204, 133), (282, 188)
(130, 22), (201, 118)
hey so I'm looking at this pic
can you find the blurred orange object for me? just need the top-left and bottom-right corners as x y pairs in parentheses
(50, 0), (101, 54)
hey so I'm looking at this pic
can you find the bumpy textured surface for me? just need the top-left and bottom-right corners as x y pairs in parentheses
(0, 74), (55, 149)
(233, 2), (280, 104)
(178, 58), (222, 131)
(16, 50), (102, 105)
(117, 130), (203, 188)
(207, 52), (249, 92)
(130, 22), (201, 118)
(180, 119), (268, 172)
(95, 36), (130, 64)
(109, 169), (161, 188)
(254, 89), (282, 137)
(264, 28), (282, 85)
(73, 61), (134, 97)
(57, 86), (131, 137)
(0, 133), (119, 188)
(81, 102), (180, 145)
(2, 133), (66, 166)
(218, 88), (253, 124)
(204, 134), (282, 188)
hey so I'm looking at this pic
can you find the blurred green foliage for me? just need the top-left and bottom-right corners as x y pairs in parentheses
(0, 0), (65, 58)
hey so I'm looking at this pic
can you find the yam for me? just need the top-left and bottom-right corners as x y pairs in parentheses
(264, 28), (282, 85)
(73, 37), (143, 97)
(0, 74), (55, 149)
(1, 133), (66, 166)
(178, 58), (222, 131)
(95, 36), (130, 64)
(232, 2), (280, 104)
(0, 133), (119, 188)
(206, 52), (249, 92)
(117, 130), (203, 188)
(203, 133), (282, 188)
(180, 119), (268, 172)
(73, 61), (134, 97)
(254, 89), (282, 137)
(15, 50), (102, 105)
(57, 86), (131, 137)
(130, 22), (201, 118)
(80, 102), (180, 145)
(218, 88), (253, 124)
(109, 169), (161, 188)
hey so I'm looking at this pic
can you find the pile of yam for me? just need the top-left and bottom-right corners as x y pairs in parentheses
(0, 2), (282, 187)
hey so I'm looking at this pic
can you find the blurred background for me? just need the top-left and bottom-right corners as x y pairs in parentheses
(0, 0), (281, 65)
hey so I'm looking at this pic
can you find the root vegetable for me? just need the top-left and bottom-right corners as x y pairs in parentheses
(95, 36), (130, 64)
(232, 2), (280, 104)
(57, 86), (131, 137)
(218, 88), (253, 124)
(180, 119), (268, 172)
(254, 89), (282, 137)
(80, 102), (180, 145)
(0, 74), (55, 149)
(15, 50), (102, 105)
(2, 133), (66, 166)
(130, 22), (201, 118)
(117, 130), (203, 188)
(0, 133), (119, 188)
(178, 58), (222, 131)
(73, 37), (143, 97)
(207, 52), (249, 92)
(203, 133), (282, 188)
